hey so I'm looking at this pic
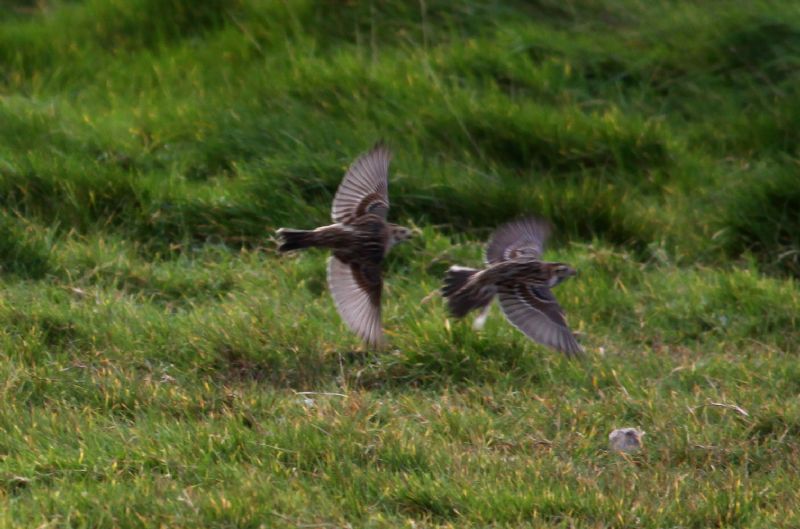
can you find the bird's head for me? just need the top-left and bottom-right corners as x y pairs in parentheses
(387, 223), (417, 249)
(547, 263), (577, 287)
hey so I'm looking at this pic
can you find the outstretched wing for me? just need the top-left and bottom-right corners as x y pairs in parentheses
(331, 142), (391, 224)
(497, 284), (582, 357)
(327, 256), (384, 347)
(485, 217), (551, 264)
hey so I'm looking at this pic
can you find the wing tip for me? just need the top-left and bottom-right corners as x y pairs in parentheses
(365, 139), (392, 163)
(485, 215), (554, 263)
(331, 142), (392, 223)
(327, 256), (386, 349)
(508, 215), (553, 246)
(497, 291), (584, 360)
(365, 329), (387, 349)
(371, 138), (391, 153)
(560, 338), (585, 360)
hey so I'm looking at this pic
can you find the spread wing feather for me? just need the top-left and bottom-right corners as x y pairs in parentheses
(327, 256), (384, 347)
(331, 143), (391, 224)
(485, 217), (551, 264)
(497, 284), (582, 357)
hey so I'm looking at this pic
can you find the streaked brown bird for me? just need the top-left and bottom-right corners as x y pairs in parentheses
(276, 143), (413, 347)
(441, 217), (583, 357)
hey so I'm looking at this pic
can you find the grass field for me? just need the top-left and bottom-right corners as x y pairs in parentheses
(1, 0), (800, 526)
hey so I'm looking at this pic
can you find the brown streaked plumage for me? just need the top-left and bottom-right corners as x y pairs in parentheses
(276, 143), (413, 347)
(441, 217), (582, 357)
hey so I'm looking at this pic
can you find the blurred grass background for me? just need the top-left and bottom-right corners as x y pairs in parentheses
(0, 0), (799, 526)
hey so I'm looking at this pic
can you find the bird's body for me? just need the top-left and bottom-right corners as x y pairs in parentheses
(441, 217), (582, 357)
(279, 216), (408, 263)
(276, 143), (412, 347)
(443, 258), (571, 316)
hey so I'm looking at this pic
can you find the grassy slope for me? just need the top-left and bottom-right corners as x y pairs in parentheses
(0, 0), (799, 526)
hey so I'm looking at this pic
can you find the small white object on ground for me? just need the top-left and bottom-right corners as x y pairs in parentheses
(609, 427), (645, 452)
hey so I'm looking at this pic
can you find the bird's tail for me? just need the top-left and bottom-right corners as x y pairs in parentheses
(276, 228), (316, 252)
(441, 266), (492, 318)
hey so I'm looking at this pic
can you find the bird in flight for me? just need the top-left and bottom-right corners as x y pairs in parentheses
(441, 217), (582, 357)
(277, 143), (414, 347)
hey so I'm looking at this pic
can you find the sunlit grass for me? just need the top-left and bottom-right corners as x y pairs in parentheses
(0, 0), (799, 526)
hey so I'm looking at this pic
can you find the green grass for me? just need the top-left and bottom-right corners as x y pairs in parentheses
(1, 0), (799, 526)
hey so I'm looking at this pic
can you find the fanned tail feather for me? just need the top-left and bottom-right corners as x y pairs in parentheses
(441, 266), (492, 318)
(441, 266), (478, 298)
(277, 228), (315, 252)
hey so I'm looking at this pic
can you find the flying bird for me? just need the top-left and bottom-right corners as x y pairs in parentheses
(441, 217), (583, 357)
(276, 143), (413, 347)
